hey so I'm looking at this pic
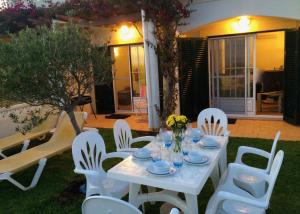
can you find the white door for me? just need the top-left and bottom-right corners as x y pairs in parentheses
(209, 35), (255, 116)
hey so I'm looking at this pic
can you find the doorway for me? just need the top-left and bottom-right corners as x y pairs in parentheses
(255, 31), (284, 116)
(209, 35), (255, 116)
(111, 44), (147, 113)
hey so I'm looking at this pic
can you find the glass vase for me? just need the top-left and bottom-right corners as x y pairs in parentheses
(172, 128), (183, 153)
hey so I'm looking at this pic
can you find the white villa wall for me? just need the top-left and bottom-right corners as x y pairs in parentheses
(0, 104), (54, 137)
(184, 16), (300, 38)
(180, 0), (300, 33)
(89, 23), (144, 46)
(0, 103), (30, 137)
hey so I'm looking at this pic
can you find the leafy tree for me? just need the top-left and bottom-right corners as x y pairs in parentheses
(0, 24), (112, 134)
(0, 0), (191, 128)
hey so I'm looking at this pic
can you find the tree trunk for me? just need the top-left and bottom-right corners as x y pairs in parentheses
(66, 110), (81, 135)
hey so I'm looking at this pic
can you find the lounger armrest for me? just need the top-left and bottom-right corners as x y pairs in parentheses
(235, 146), (270, 164)
(131, 136), (155, 144)
(82, 127), (99, 132)
(105, 152), (128, 160)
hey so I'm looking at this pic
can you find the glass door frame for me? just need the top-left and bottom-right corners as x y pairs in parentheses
(110, 43), (146, 113)
(208, 34), (256, 117)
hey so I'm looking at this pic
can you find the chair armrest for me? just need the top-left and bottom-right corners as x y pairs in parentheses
(216, 191), (268, 208)
(74, 168), (98, 176)
(131, 136), (155, 144)
(105, 152), (129, 160)
(224, 130), (230, 137)
(235, 146), (270, 164)
(227, 163), (270, 182)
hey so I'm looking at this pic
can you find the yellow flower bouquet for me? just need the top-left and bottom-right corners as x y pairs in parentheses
(166, 114), (188, 130)
(166, 114), (189, 152)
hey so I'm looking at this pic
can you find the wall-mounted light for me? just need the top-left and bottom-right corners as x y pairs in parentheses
(232, 16), (251, 33)
(119, 24), (135, 41)
(238, 16), (251, 29)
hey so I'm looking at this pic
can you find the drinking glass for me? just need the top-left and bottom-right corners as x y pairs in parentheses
(161, 132), (172, 161)
(151, 151), (161, 162)
(172, 152), (183, 172)
(163, 132), (173, 149)
(181, 140), (191, 156)
(155, 133), (163, 150)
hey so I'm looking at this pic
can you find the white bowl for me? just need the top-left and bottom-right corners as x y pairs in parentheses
(151, 160), (170, 174)
(200, 137), (218, 147)
(134, 148), (151, 159)
(188, 151), (206, 163)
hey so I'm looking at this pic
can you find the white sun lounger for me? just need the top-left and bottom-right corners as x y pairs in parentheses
(0, 113), (60, 158)
(0, 111), (87, 191)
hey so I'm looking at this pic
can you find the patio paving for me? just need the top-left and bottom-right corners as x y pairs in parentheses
(85, 114), (300, 141)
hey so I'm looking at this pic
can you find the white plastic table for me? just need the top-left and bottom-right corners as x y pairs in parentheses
(107, 136), (229, 214)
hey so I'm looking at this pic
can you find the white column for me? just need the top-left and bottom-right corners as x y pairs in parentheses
(141, 10), (160, 129)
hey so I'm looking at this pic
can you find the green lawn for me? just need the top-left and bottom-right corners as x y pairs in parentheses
(0, 128), (299, 213)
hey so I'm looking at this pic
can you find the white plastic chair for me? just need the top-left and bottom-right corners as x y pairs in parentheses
(232, 131), (281, 197)
(82, 196), (142, 214)
(197, 108), (229, 137)
(82, 196), (180, 214)
(235, 131), (280, 174)
(113, 119), (155, 154)
(197, 108), (230, 179)
(72, 131), (129, 198)
(169, 208), (180, 214)
(205, 150), (284, 214)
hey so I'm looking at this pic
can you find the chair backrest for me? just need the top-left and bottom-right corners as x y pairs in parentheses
(197, 108), (228, 136)
(113, 119), (133, 151)
(72, 131), (107, 176)
(266, 131), (281, 173)
(82, 196), (142, 214)
(264, 150), (284, 203)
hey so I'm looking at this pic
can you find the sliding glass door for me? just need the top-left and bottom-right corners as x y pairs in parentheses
(112, 46), (133, 111)
(111, 44), (147, 113)
(209, 35), (255, 115)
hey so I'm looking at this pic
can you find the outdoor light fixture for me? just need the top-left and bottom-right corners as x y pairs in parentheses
(119, 24), (135, 41)
(238, 16), (251, 28)
(232, 16), (251, 33)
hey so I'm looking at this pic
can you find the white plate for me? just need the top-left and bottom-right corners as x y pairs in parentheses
(133, 154), (152, 160)
(184, 156), (210, 166)
(199, 141), (220, 149)
(146, 167), (176, 176)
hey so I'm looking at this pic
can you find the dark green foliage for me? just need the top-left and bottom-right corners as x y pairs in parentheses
(0, 25), (112, 133)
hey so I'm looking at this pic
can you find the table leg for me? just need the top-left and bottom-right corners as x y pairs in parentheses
(129, 183), (141, 208)
(219, 146), (227, 175)
(184, 193), (198, 214)
(210, 163), (220, 190)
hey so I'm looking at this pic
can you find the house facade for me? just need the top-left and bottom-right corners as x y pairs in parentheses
(15, 0), (298, 129)
(178, 0), (300, 125)
(84, 0), (300, 129)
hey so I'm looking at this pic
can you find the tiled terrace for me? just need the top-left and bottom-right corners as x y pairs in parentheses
(86, 114), (300, 141)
